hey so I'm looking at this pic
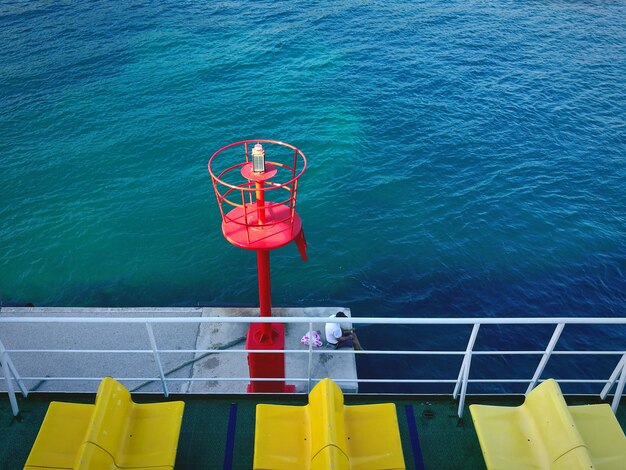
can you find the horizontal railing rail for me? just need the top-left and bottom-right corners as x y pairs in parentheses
(1, 314), (625, 418)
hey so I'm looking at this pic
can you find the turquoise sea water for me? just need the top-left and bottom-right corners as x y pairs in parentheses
(2, 1), (625, 390)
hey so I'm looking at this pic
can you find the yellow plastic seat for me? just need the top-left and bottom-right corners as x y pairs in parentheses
(254, 404), (310, 469)
(25, 377), (184, 469)
(470, 379), (626, 470)
(470, 379), (587, 469)
(86, 378), (185, 468)
(344, 404), (406, 470)
(25, 402), (94, 469)
(254, 378), (405, 470)
(569, 404), (626, 469)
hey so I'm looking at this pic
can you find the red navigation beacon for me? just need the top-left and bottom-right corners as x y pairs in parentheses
(208, 140), (307, 392)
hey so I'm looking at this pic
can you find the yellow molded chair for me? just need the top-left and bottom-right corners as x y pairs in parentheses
(85, 377), (184, 468)
(470, 379), (589, 469)
(24, 402), (95, 469)
(254, 378), (405, 470)
(344, 403), (405, 469)
(254, 403), (311, 469)
(25, 377), (184, 469)
(470, 378), (626, 470)
(569, 404), (626, 470)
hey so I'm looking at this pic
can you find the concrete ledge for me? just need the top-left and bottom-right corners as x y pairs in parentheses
(0, 307), (203, 393)
(186, 307), (358, 394)
(0, 307), (358, 395)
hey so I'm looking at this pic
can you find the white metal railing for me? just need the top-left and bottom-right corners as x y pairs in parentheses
(1, 314), (626, 418)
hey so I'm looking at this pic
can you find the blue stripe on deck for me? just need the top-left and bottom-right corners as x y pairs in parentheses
(223, 403), (238, 470)
(405, 405), (425, 470)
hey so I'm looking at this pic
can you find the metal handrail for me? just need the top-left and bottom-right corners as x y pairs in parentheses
(2, 316), (626, 324)
(1, 314), (625, 418)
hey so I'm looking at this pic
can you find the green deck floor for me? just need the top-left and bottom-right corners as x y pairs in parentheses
(2, 392), (626, 469)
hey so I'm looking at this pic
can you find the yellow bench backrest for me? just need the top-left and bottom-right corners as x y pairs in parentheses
(84, 377), (133, 457)
(524, 379), (586, 462)
(308, 379), (349, 462)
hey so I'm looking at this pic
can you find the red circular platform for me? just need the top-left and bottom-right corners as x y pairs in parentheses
(222, 202), (302, 250)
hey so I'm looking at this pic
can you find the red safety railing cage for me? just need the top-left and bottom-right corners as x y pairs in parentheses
(208, 139), (307, 251)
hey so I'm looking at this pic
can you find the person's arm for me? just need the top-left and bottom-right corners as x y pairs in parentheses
(337, 331), (354, 343)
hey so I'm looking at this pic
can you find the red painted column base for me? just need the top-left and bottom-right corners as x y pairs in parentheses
(246, 323), (295, 393)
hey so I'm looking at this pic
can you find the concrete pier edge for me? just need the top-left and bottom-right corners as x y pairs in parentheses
(0, 306), (358, 394)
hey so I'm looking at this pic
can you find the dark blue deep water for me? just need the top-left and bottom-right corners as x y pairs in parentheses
(1, 1), (625, 392)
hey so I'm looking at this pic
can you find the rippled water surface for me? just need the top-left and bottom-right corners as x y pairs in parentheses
(1, 1), (625, 390)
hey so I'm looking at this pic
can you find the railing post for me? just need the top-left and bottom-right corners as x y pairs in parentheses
(454, 323), (480, 418)
(0, 341), (19, 416)
(7, 358), (28, 397)
(526, 323), (564, 395)
(0, 338), (27, 397)
(601, 354), (626, 400)
(145, 323), (169, 397)
(307, 321), (313, 393)
(601, 354), (626, 413)
(610, 363), (626, 414)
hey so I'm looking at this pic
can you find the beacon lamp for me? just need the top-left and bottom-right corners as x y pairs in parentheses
(251, 143), (265, 173)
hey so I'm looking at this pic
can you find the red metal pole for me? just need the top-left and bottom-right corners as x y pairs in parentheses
(256, 249), (273, 338)
(254, 179), (272, 338)
(247, 233), (292, 392)
(257, 249), (271, 317)
(256, 181), (266, 225)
